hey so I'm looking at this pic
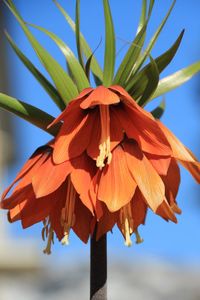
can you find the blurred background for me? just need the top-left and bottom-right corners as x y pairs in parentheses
(0, 0), (200, 299)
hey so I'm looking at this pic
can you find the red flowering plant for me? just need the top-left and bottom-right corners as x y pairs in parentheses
(0, 0), (200, 256)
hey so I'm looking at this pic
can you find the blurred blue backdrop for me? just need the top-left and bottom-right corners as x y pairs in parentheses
(2, 0), (200, 265)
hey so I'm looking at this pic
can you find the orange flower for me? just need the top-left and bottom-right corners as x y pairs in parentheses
(1, 143), (96, 254)
(1, 85), (200, 249)
(48, 85), (200, 245)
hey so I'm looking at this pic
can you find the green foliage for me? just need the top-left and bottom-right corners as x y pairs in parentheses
(151, 99), (166, 119)
(0, 93), (60, 136)
(103, 0), (116, 86)
(0, 0), (199, 131)
(5, 32), (65, 111)
(151, 62), (200, 100)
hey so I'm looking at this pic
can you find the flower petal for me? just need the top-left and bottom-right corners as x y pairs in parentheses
(161, 158), (181, 214)
(109, 85), (154, 119)
(70, 154), (97, 214)
(124, 141), (165, 212)
(21, 190), (59, 229)
(49, 184), (66, 240)
(32, 156), (72, 198)
(113, 104), (172, 156)
(86, 113), (101, 160)
(96, 203), (117, 240)
(89, 172), (104, 219)
(156, 200), (177, 223)
(48, 88), (93, 128)
(131, 189), (148, 228)
(110, 109), (124, 150)
(1, 184), (33, 209)
(158, 121), (200, 182)
(72, 196), (93, 243)
(9, 200), (27, 223)
(1, 146), (51, 201)
(145, 153), (171, 176)
(80, 85), (120, 109)
(53, 109), (97, 163)
(98, 145), (137, 212)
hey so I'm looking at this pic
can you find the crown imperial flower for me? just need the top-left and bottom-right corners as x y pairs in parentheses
(2, 85), (200, 250)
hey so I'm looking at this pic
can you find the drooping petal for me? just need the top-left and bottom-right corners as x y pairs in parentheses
(145, 153), (171, 176)
(49, 184), (67, 240)
(109, 85), (154, 119)
(72, 195), (93, 243)
(1, 146), (51, 200)
(110, 110), (124, 151)
(131, 189), (148, 229)
(156, 200), (177, 223)
(1, 184), (33, 210)
(86, 113), (101, 160)
(89, 171), (103, 219)
(48, 88), (93, 128)
(32, 156), (72, 198)
(96, 203), (117, 240)
(21, 192), (58, 229)
(8, 200), (27, 223)
(124, 141), (165, 212)
(98, 145), (137, 212)
(70, 153), (97, 213)
(53, 109), (97, 163)
(80, 85), (120, 109)
(158, 121), (200, 182)
(161, 158), (181, 214)
(113, 104), (172, 156)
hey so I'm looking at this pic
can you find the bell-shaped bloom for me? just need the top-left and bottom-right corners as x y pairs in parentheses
(0, 143), (96, 254)
(1, 85), (200, 249)
(48, 85), (200, 246)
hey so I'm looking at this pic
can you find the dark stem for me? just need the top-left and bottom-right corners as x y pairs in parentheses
(90, 229), (107, 300)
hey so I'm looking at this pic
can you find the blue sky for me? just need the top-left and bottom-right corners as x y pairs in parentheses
(2, 0), (200, 264)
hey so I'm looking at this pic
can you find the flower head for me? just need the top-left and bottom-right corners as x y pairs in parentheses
(2, 85), (199, 251)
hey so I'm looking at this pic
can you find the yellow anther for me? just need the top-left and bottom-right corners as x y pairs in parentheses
(135, 228), (144, 244)
(61, 232), (69, 246)
(120, 203), (134, 247)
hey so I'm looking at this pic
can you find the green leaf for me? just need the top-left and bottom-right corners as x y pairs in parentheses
(0, 93), (60, 136)
(132, 0), (176, 76)
(126, 30), (184, 92)
(150, 61), (200, 100)
(53, 0), (103, 84)
(151, 99), (166, 119)
(147, 0), (155, 18)
(136, 0), (147, 34)
(28, 23), (90, 92)
(137, 56), (159, 106)
(113, 25), (147, 86)
(103, 0), (116, 86)
(5, 0), (78, 104)
(5, 31), (65, 111)
(75, 0), (84, 68)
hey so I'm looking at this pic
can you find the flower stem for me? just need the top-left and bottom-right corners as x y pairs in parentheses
(90, 229), (107, 300)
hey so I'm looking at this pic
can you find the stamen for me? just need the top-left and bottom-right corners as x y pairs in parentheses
(43, 227), (54, 255)
(60, 178), (76, 246)
(135, 228), (144, 244)
(96, 105), (112, 169)
(120, 203), (134, 247)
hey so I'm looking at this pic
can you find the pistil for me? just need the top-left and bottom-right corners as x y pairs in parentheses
(96, 105), (112, 169)
(61, 178), (76, 245)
